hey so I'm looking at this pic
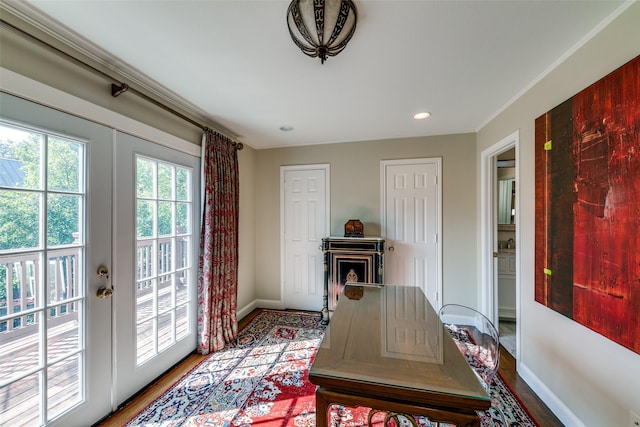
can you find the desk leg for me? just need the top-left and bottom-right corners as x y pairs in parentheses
(316, 387), (330, 426)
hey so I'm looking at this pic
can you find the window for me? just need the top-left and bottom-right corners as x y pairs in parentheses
(0, 122), (86, 424)
(135, 156), (193, 365)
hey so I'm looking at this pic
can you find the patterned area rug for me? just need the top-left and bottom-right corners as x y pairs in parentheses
(125, 310), (538, 426)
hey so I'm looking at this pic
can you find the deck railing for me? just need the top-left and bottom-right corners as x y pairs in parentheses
(1, 236), (189, 337)
(136, 236), (189, 285)
(0, 248), (79, 335)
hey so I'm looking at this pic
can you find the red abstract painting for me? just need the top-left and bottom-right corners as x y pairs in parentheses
(535, 55), (640, 354)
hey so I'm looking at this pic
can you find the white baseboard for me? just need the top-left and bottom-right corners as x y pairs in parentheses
(237, 301), (257, 320)
(518, 362), (585, 427)
(237, 299), (283, 320)
(499, 307), (516, 320)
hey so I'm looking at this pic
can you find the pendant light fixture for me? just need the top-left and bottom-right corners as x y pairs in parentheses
(286, 0), (357, 64)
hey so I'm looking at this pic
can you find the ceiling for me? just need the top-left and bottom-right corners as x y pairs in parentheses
(9, 1), (626, 149)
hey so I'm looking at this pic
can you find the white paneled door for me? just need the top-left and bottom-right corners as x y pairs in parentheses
(281, 165), (329, 311)
(381, 159), (442, 310)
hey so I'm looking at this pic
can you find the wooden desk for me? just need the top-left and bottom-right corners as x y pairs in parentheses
(309, 284), (491, 427)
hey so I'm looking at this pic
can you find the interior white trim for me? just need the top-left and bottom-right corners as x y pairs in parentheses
(518, 362), (585, 427)
(237, 299), (292, 322)
(480, 130), (520, 363)
(0, 67), (200, 157)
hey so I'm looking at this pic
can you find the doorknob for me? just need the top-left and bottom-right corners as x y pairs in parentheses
(96, 265), (112, 299)
(97, 265), (109, 279)
(97, 286), (113, 299)
(388, 246), (394, 253)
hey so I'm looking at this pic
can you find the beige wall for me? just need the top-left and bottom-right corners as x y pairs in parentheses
(254, 133), (478, 307)
(477, 3), (640, 426)
(236, 146), (257, 314)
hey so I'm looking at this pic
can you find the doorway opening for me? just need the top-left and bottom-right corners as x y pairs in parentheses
(480, 131), (520, 361)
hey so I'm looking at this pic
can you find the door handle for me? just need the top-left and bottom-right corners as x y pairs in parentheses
(388, 246), (394, 253)
(96, 266), (112, 298)
(97, 286), (113, 299)
(97, 265), (109, 279)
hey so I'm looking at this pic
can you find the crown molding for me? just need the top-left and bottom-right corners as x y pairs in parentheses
(0, 0), (239, 140)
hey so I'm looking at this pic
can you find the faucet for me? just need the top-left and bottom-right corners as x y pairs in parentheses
(507, 238), (514, 249)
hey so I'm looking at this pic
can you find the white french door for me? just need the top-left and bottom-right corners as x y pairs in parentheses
(0, 93), (200, 425)
(381, 158), (442, 310)
(0, 93), (113, 426)
(112, 131), (199, 406)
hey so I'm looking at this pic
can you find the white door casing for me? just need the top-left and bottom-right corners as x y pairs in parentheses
(480, 130), (520, 364)
(281, 165), (330, 311)
(381, 159), (442, 310)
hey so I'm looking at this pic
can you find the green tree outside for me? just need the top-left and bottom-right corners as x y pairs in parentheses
(1, 126), (81, 317)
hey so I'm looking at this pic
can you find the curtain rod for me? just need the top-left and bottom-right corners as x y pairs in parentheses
(0, 18), (243, 150)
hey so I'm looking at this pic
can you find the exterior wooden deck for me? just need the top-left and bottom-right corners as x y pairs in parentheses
(0, 238), (181, 425)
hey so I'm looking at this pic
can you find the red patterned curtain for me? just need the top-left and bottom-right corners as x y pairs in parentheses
(197, 130), (239, 354)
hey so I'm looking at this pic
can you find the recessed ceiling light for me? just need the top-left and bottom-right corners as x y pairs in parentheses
(413, 112), (431, 120)
(280, 126), (294, 132)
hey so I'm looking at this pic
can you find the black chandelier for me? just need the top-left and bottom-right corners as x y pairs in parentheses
(286, 0), (357, 64)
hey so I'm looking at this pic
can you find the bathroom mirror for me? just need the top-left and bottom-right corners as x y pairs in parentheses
(497, 165), (515, 225)
(498, 178), (515, 224)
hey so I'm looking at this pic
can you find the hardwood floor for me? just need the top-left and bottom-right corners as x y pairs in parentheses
(95, 310), (261, 427)
(95, 309), (563, 426)
(498, 347), (563, 426)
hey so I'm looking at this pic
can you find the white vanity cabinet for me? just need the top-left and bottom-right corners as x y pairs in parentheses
(498, 252), (516, 319)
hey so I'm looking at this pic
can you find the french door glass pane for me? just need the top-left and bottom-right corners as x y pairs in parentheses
(157, 163), (173, 200)
(47, 138), (82, 193)
(0, 122), (86, 424)
(176, 202), (189, 234)
(0, 374), (40, 426)
(176, 167), (189, 201)
(0, 190), (41, 251)
(135, 156), (192, 365)
(47, 304), (81, 360)
(158, 201), (173, 236)
(47, 354), (81, 419)
(47, 194), (81, 247)
(137, 201), (155, 238)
